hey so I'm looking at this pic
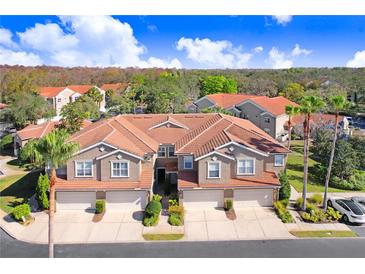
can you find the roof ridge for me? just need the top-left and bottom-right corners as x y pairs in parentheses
(40, 121), (52, 138)
(71, 119), (112, 140)
(175, 114), (223, 152)
(101, 120), (117, 142)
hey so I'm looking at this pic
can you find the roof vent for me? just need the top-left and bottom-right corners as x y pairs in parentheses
(228, 146), (234, 152)
(212, 156), (217, 161)
(117, 154), (123, 160)
(99, 146), (105, 152)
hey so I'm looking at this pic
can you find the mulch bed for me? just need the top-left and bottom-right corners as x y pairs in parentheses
(225, 209), (237, 220)
(92, 211), (105, 223)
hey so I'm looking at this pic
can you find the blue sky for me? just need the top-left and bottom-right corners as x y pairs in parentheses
(0, 15), (364, 68)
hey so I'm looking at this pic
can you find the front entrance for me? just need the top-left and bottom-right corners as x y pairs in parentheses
(157, 168), (166, 184)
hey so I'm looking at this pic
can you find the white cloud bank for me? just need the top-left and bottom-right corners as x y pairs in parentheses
(0, 16), (181, 68)
(176, 37), (252, 68)
(272, 15), (293, 26)
(268, 44), (312, 69)
(253, 46), (263, 53)
(346, 50), (365, 67)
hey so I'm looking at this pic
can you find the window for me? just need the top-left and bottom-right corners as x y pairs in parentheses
(75, 160), (93, 177)
(57, 98), (62, 103)
(274, 155), (285, 166)
(111, 161), (129, 177)
(208, 162), (220, 178)
(237, 159), (255, 175)
(183, 156), (193, 169)
(168, 146), (175, 158)
(264, 117), (270, 123)
(157, 146), (166, 157)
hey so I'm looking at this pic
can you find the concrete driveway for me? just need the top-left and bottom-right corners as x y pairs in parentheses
(184, 207), (294, 241)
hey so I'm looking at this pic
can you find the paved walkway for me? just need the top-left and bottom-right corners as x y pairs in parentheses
(0, 155), (26, 178)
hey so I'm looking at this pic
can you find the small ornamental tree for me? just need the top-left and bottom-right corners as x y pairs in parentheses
(36, 173), (50, 210)
(279, 171), (291, 201)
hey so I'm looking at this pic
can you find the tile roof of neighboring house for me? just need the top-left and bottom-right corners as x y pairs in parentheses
(249, 96), (299, 116)
(70, 113), (290, 159)
(38, 85), (96, 98)
(290, 113), (345, 127)
(205, 93), (264, 109)
(66, 85), (95, 94)
(100, 83), (128, 92)
(0, 103), (8, 109)
(178, 170), (279, 189)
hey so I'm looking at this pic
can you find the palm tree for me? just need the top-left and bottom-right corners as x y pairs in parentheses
(323, 95), (350, 209)
(299, 96), (325, 211)
(36, 129), (79, 258)
(86, 87), (103, 108)
(285, 105), (300, 149)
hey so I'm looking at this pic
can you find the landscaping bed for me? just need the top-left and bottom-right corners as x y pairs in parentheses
(168, 197), (184, 226)
(92, 199), (106, 223)
(290, 230), (357, 238)
(224, 199), (236, 220)
(143, 233), (184, 241)
(143, 195), (162, 226)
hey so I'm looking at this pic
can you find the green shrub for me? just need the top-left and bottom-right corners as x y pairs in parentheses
(225, 199), (233, 210)
(308, 193), (323, 205)
(280, 199), (289, 208)
(35, 173), (50, 210)
(145, 200), (162, 216)
(168, 199), (179, 207)
(152, 194), (162, 202)
(279, 171), (291, 200)
(273, 201), (294, 223)
(326, 206), (342, 221)
(168, 205), (184, 217)
(143, 214), (159, 226)
(305, 203), (317, 214)
(330, 171), (365, 191)
(295, 197), (303, 209)
(12, 204), (31, 221)
(168, 213), (183, 226)
(301, 205), (327, 223)
(95, 200), (105, 214)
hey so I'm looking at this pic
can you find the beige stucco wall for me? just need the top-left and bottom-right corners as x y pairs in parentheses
(264, 154), (287, 174)
(54, 88), (74, 116)
(99, 153), (141, 182)
(198, 154), (232, 184)
(275, 114), (289, 138)
(230, 146), (266, 178)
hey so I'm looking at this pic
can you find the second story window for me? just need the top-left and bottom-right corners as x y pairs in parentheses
(237, 159), (255, 175)
(208, 161), (220, 178)
(157, 146), (166, 157)
(57, 98), (62, 103)
(111, 161), (129, 177)
(274, 155), (285, 167)
(75, 160), (93, 177)
(168, 146), (175, 158)
(264, 117), (270, 123)
(183, 156), (193, 169)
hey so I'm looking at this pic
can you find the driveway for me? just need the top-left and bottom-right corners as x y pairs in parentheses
(184, 207), (294, 241)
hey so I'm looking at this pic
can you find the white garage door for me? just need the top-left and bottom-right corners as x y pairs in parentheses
(56, 191), (96, 211)
(234, 189), (273, 207)
(183, 189), (224, 209)
(106, 191), (147, 211)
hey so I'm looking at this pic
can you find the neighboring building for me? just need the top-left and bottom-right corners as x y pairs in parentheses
(100, 83), (129, 94)
(38, 85), (106, 117)
(14, 119), (92, 156)
(53, 113), (290, 211)
(189, 93), (299, 140)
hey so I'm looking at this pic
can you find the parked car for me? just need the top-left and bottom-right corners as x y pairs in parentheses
(351, 197), (365, 211)
(327, 197), (365, 224)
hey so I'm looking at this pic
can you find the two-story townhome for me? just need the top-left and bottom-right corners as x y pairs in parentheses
(188, 93), (298, 140)
(38, 85), (106, 117)
(53, 113), (290, 212)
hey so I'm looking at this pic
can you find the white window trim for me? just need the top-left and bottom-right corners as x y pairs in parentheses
(274, 154), (285, 167)
(236, 158), (255, 175)
(167, 146), (177, 158)
(74, 160), (93, 177)
(183, 155), (193, 170)
(110, 160), (130, 178)
(157, 146), (166, 158)
(207, 161), (221, 179)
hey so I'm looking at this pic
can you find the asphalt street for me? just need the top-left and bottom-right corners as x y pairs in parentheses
(1, 228), (365, 258)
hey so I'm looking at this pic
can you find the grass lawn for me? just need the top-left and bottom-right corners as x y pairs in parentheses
(290, 230), (357, 238)
(0, 171), (41, 214)
(143, 233), (184, 241)
(286, 140), (364, 193)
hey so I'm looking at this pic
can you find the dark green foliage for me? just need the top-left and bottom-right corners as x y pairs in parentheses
(279, 171), (291, 200)
(273, 201), (294, 223)
(168, 213), (182, 226)
(35, 173), (50, 210)
(225, 199), (233, 210)
(152, 194), (162, 202)
(168, 205), (184, 226)
(326, 207), (342, 221)
(280, 199), (289, 208)
(0, 134), (13, 150)
(330, 171), (365, 190)
(12, 203), (31, 221)
(295, 197), (304, 209)
(95, 200), (106, 214)
(143, 214), (159, 226)
(308, 193), (323, 205)
(145, 200), (162, 216)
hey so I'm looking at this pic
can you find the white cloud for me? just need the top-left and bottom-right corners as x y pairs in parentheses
(0, 46), (43, 66)
(253, 46), (263, 53)
(268, 47), (293, 69)
(272, 15), (293, 26)
(0, 28), (17, 48)
(346, 50), (365, 67)
(292, 43), (312, 57)
(176, 37), (252, 68)
(7, 16), (180, 68)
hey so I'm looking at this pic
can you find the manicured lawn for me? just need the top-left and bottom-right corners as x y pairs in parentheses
(286, 140), (363, 193)
(0, 171), (41, 213)
(290, 230), (357, 238)
(143, 233), (184, 241)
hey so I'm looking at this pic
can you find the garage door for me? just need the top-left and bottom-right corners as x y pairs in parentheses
(56, 191), (96, 211)
(183, 189), (224, 209)
(234, 189), (273, 207)
(106, 191), (147, 211)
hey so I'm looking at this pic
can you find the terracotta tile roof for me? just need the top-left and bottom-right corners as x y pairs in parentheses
(249, 96), (299, 116)
(17, 121), (58, 141)
(178, 170), (279, 189)
(205, 93), (264, 109)
(55, 162), (153, 190)
(38, 87), (66, 98)
(100, 83), (128, 92)
(66, 85), (95, 94)
(290, 113), (345, 127)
